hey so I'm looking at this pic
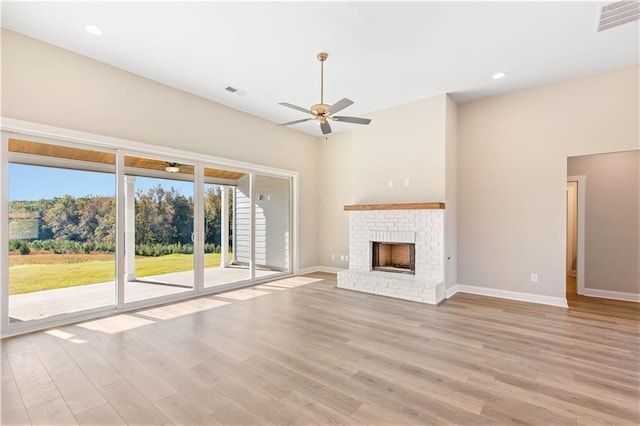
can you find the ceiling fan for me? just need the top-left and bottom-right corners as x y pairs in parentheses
(164, 162), (181, 173)
(278, 52), (371, 135)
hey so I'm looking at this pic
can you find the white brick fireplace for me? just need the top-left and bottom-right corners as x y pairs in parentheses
(337, 203), (445, 304)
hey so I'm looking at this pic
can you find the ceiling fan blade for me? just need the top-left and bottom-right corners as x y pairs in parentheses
(279, 102), (313, 115)
(278, 118), (315, 126)
(320, 121), (332, 135)
(334, 116), (371, 125)
(328, 98), (354, 114)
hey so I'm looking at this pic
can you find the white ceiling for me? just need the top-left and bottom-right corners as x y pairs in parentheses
(2, 1), (638, 137)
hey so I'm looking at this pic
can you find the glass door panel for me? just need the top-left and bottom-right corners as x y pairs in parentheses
(203, 166), (250, 288)
(253, 175), (292, 280)
(124, 155), (195, 303)
(7, 138), (116, 322)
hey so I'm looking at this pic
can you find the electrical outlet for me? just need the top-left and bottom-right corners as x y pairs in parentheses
(340, 255), (345, 261)
(388, 179), (394, 188)
(345, 255), (349, 261)
(404, 178), (410, 187)
(331, 254), (335, 261)
(530, 273), (538, 283)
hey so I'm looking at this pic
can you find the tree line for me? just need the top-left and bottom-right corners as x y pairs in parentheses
(9, 185), (230, 256)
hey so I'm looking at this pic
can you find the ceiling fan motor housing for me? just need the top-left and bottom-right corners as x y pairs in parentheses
(311, 103), (330, 115)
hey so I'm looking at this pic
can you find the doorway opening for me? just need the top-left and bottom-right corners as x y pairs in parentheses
(566, 175), (586, 298)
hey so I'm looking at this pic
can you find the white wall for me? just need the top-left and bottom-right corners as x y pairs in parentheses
(234, 176), (251, 264)
(457, 65), (639, 300)
(1, 29), (318, 268)
(568, 150), (639, 296)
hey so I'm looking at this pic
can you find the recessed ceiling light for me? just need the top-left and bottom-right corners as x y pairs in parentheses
(84, 25), (103, 36)
(492, 72), (507, 80)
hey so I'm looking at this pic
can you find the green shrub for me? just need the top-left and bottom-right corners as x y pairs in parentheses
(135, 243), (195, 257)
(9, 240), (22, 251)
(19, 243), (31, 255)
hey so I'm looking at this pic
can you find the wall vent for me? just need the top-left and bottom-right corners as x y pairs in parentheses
(597, 0), (639, 32)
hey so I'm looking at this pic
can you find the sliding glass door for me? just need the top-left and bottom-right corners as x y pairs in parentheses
(123, 154), (195, 303)
(6, 138), (116, 322)
(203, 166), (250, 288)
(253, 174), (292, 279)
(1, 131), (296, 335)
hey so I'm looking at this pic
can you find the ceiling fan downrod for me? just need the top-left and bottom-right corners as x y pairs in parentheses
(317, 52), (327, 106)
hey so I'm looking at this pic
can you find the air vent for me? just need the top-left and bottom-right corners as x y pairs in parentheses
(597, 0), (639, 32)
(225, 86), (248, 96)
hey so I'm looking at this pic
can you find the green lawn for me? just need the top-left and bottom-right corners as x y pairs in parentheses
(9, 253), (227, 295)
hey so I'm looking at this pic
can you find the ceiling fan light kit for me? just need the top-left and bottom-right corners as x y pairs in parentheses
(278, 52), (371, 135)
(165, 162), (180, 173)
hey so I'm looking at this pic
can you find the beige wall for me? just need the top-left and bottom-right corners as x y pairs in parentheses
(350, 94), (447, 204)
(317, 131), (353, 268)
(445, 95), (458, 290)
(568, 151), (639, 295)
(1, 29), (319, 268)
(458, 65), (640, 299)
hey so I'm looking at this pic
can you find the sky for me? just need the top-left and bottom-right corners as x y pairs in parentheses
(9, 163), (196, 201)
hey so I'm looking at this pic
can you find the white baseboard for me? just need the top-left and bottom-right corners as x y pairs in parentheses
(446, 285), (459, 299)
(582, 288), (640, 302)
(296, 266), (344, 275)
(448, 284), (568, 308)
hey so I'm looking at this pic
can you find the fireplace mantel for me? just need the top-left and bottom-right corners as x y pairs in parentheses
(343, 202), (445, 211)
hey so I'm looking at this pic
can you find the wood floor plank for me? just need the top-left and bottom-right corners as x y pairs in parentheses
(5, 345), (61, 409)
(74, 403), (126, 426)
(245, 351), (433, 424)
(144, 355), (233, 414)
(26, 396), (78, 426)
(1, 273), (638, 425)
(211, 402), (263, 425)
(70, 326), (178, 403)
(278, 390), (354, 425)
(350, 370), (486, 425)
(28, 332), (106, 415)
(154, 392), (216, 425)
(1, 350), (14, 382)
(190, 360), (300, 425)
(0, 377), (31, 425)
(58, 329), (125, 389)
(350, 402), (421, 425)
(468, 372), (636, 425)
(244, 354), (363, 417)
(98, 379), (172, 425)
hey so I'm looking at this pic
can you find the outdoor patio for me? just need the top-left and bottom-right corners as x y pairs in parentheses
(9, 265), (282, 322)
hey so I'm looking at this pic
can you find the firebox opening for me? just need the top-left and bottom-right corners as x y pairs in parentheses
(371, 242), (415, 275)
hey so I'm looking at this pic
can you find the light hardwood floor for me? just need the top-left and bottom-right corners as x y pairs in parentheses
(2, 273), (639, 425)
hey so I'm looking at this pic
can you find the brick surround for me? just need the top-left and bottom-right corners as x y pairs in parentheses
(337, 208), (445, 304)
